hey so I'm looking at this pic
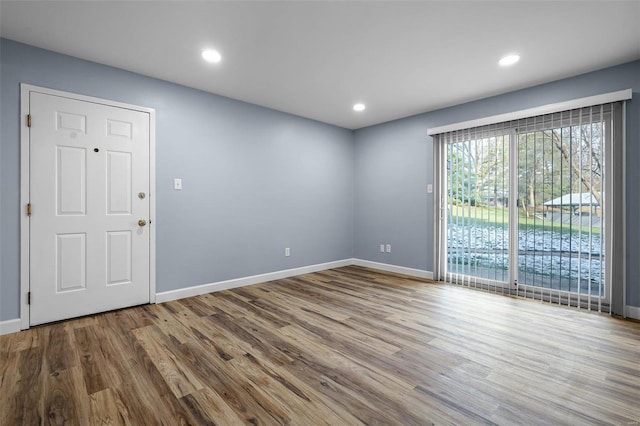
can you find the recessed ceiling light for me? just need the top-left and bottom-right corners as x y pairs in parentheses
(353, 103), (366, 112)
(202, 49), (222, 64)
(499, 54), (520, 67)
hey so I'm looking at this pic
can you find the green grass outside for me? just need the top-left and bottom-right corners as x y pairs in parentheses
(449, 205), (602, 235)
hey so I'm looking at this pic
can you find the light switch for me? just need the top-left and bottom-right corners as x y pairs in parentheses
(174, 178), (182, 190)
(427, 184), (433, 193)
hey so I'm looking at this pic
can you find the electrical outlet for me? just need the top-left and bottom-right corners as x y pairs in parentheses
(380, 244), (385, 253)
(285, 247), (290, 257)
(385, 244), (391, 253)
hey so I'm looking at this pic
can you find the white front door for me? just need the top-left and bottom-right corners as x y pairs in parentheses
(29, 92), (151, 325)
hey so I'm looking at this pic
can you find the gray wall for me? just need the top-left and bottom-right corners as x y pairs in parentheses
(0, 39), (354, 321)
(354, 60), (640, 307)
(2, 37), (639, 322)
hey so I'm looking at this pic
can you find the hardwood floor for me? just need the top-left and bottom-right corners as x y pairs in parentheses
(2, 266), (640, 425)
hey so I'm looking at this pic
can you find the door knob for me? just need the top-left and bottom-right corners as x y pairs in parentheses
(138, 219), (147, 227)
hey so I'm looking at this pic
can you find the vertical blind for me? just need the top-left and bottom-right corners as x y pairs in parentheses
(433, 102), (624, 314)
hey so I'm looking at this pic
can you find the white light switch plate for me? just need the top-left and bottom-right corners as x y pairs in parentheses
(427, 184), (433, 193)
(174, 178), (182, 190)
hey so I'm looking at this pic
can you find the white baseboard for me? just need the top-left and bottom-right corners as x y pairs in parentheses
(626, 305), (640, 320)
(351, 259), (434, 280)
(7, 258), (637, 329)
(0, 319), (22, 336)
(156, 259), (353, 303)
(4, 258), (431, 330)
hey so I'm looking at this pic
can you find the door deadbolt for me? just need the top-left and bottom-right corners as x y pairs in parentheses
(138, 219), (147, 227)
(138, 192), (146, 199)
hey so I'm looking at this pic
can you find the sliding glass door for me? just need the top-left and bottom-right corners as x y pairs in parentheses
(439, 104), (616, 308)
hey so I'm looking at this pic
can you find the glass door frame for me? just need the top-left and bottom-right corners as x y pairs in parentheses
(434, 127), (518, 291)
(434, 117), (614, 305)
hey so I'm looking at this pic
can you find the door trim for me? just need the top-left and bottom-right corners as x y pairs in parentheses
(20, 84), (156, 330)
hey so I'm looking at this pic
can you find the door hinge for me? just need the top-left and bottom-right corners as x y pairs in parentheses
(27, 203), (32, 216)
(27, 114), (32, 128)
(28, 292), (31, 305)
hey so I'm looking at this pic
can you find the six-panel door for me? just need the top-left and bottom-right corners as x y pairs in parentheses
(29, 92), (150, 325)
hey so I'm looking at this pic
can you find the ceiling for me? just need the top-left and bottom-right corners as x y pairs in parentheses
(1, 1), (639, 129)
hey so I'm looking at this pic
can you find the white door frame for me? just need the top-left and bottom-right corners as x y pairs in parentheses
(20, 84), (156, 330)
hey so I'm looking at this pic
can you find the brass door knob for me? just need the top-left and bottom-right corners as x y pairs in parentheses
(138, 219), (147, 227)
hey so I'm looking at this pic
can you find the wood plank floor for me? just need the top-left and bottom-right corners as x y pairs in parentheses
(2, 266), (640, 425)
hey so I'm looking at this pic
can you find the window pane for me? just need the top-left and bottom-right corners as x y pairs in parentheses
(447, 134), (509, 283)
(517, 122), (604, 296)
